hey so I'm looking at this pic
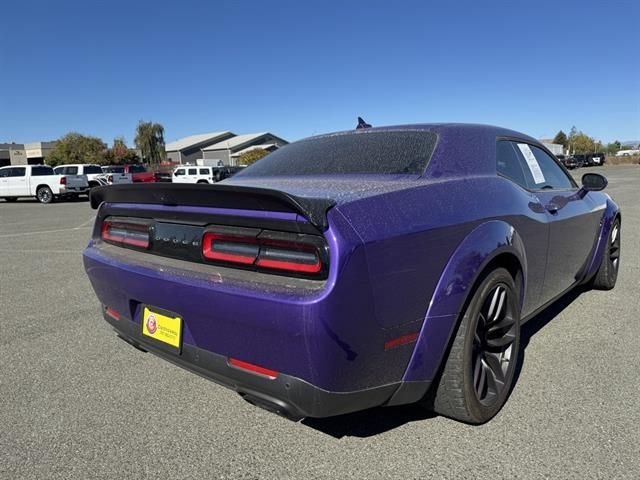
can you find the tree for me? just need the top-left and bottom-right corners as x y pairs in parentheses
(47, 133), (107, 166)
(606, 141), (622, 154)
(571, 132), (596, 154)
(105, 136), (140, 164)
(552, 130), (568, 148)
(238, 148), (270, 166)
(134, 121), (166, 165)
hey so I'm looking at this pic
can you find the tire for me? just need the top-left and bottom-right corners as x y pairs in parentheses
(429, 268), (521, 424)
(36, 186), (54, 204)
(591, 219), (620, 290)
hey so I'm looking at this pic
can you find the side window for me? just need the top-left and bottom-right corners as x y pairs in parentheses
(527, 145), (575, 190)
(0, 168), (9, 178)
(188, 168), (197, 175)
(174, 169), (184, 176)
(54, 167), (63, 174)
(199, 168), (209, 175)
(496, 141), (528, 189)
(66, 166), (78, 175)
(9, 167), (26, 177)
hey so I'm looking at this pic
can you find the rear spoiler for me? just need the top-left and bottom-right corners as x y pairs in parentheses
(89, 183), (336, 231)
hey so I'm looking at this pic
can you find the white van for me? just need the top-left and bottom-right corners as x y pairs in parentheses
(173, 166), (216, 184)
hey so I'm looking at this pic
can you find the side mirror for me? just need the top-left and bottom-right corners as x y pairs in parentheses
(581, 173), (607, 191)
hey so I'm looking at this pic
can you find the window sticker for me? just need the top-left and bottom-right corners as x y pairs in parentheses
(517, 143), (546, 184)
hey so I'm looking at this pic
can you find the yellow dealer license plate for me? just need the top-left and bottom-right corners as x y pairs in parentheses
(142, 306), (182, 351)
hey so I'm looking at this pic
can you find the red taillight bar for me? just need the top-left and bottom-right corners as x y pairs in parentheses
(202, 228), (325, 277)
(101, 218), (151, 249)
(228, 358), (279, 379)
(202, 232), (259, 265)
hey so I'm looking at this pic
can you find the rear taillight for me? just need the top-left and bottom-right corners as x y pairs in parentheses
(107, 175), (113, 183)
(60, 176), (67, 185)
(101, 217), (152, 249)
(202, 227), (326, 277)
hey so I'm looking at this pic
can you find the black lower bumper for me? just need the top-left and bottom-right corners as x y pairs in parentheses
(103, 312), (428, 420)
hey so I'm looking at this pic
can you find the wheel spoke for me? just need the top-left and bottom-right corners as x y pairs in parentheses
(483, 351), (506, 384)
(486, 331), (516, 349)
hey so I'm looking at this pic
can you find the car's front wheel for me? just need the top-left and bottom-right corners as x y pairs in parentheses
(429, 268), (521, 424)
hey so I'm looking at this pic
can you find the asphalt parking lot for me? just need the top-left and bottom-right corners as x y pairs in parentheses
(1, 165), (639, 479)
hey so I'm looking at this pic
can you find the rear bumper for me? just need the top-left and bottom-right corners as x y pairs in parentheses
(59, 186), (89, 194)
(104, 311), (415, 419)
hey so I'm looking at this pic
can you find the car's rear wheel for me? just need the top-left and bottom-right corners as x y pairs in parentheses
(36, 186), (54, 204)
(429, 268), (520, 424)
(591, 218), (620, 290)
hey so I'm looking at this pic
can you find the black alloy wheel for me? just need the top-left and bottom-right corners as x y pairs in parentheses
(430, 268), (521, 424)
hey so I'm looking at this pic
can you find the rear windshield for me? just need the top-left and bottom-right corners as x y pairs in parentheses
(128, 165), (146, 173)
(234, 130), (438, 177)
(31, 166), (54, 176)
(84, 165), (103, 174)
(103, 166), (125, 173)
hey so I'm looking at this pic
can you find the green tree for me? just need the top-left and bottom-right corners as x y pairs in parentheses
(106, 136), (140, 164)
(134, 121), (166, 165)
(552, 130), (568, 148)
(571, 132), (596, 154)
(47, 133), (107, 166)
(606, 141), (622, 154)
(238, 148), (269, 166)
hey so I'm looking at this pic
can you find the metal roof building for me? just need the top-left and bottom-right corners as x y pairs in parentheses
(165, 131), (235, 164)
(202, 132), (288, 166)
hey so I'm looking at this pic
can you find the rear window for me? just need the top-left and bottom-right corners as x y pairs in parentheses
(84, 165), (103, 174)
(31, 166), (54, 176)
(235, 130), (438, 177)
(103, 166), (125, 173)
(128, 165), (146, 173)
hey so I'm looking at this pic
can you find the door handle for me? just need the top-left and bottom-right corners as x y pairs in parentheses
(545, 203), (559, 214)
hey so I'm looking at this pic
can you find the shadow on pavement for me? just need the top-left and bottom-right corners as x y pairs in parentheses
(303, 286), (587, 438)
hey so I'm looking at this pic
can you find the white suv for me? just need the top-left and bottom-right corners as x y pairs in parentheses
(173, 166), (216, 184)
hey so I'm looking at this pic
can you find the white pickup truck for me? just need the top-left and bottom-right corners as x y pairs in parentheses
(0, 165), (89, 203)
(54, 164), (105, 188)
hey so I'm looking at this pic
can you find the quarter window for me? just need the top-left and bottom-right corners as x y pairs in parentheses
(199, 168), (209, 175)
(496, 141), (528, 189)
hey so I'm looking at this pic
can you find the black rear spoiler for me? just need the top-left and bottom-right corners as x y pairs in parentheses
(89, 183), (336, 231)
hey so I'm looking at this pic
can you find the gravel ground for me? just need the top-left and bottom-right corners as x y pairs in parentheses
(1, 165), (638, 479)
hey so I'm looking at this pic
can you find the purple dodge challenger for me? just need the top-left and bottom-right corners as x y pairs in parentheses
(83, 124), (621, 424)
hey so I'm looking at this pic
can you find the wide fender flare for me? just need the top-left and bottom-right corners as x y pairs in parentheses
(583, 198), (621, 281)
(402, 220), (527, 383)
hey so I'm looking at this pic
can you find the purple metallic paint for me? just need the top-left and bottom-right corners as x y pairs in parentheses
(83, 124), (620, 413)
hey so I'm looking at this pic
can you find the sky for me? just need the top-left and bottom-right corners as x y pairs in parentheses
(1, 0), (638, 146)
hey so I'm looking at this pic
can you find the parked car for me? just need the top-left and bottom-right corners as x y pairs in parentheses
(561, 156), (580, 169)
(83, 124), (620, 424)
(99, 166), (133, 185)
(102, 164), (156, 183)
(173, 166), (216, 183)
(54, 164), (104, 188)
(1, 165), (89, 203)
(214, 165), (246, 182)
(585, 153), (606, 166)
